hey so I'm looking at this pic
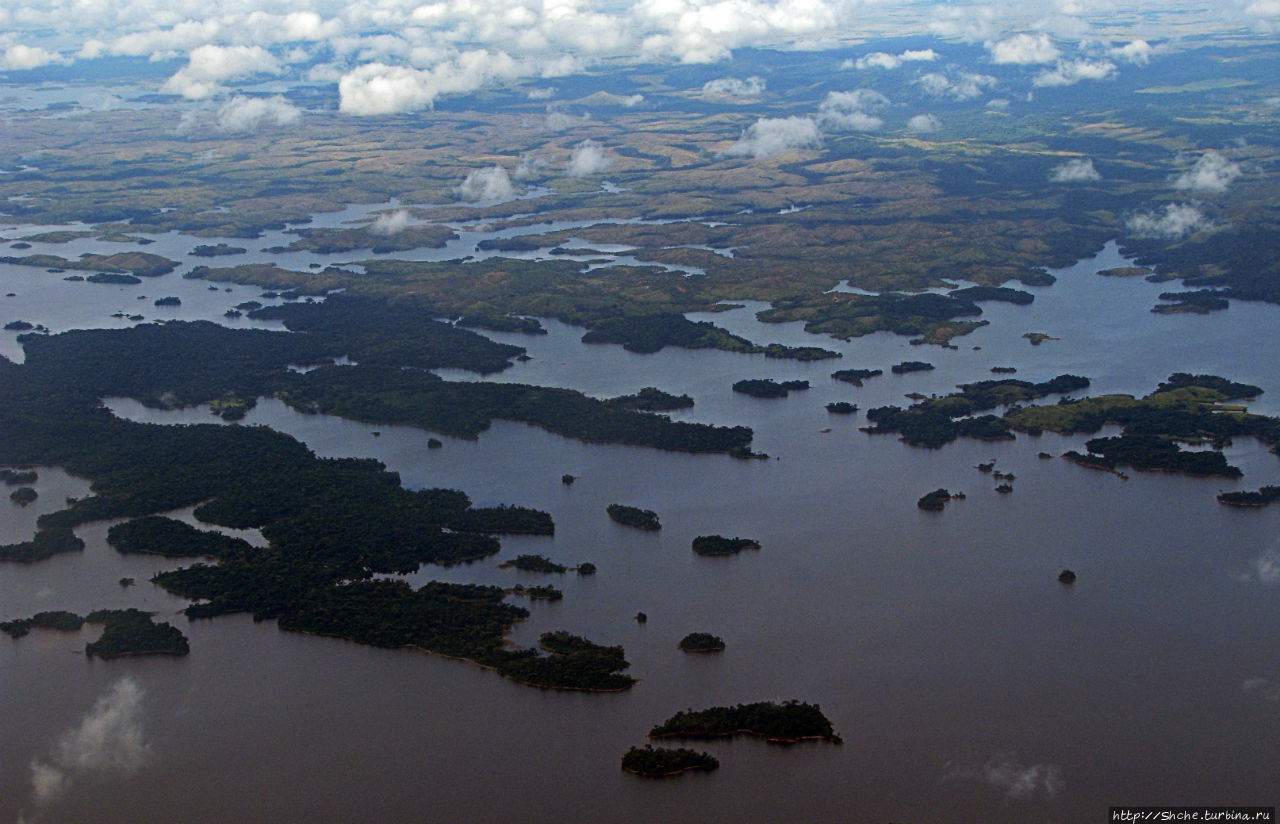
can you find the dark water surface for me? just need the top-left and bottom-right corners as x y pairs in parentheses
(4, 238), (1280, 823)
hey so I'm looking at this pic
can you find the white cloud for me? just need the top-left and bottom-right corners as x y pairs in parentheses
(1174, 151), (1242, 193)
(1111, 39), (1153, 65)
(162, 44), (281, 100)
(1126, 203), (1212, 239)
(906, 113), (941, 133)
(989, 33), (1061, 65)
(724, 116), (822, 158)
(916, 71), (997, 100)
(2, 43), (67, 71)
(1249, 546), (1280, 585)
(1034, 59), (1116, 87)
(818, 90), (888, 131)
(27, 678), (149, 810)
(456, 166), (518, 201)
(514, 154), (549, 179)
(215, 96), (301, 133)
(1244, 677), (1280, 701)
(338, 50), (520, 115)
(567, 139), (612, 176)
(981, 755), (1065, 800)
(545, 107), (590, 130)
(1050, 157), (1101, 182)
(702, 76), (766, 96)
(845, 47), (938, 70)
(527, 87), (556, 100)
(369, 209), (413, 235)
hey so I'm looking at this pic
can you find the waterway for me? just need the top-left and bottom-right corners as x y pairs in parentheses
(3, 229), (1280, 824)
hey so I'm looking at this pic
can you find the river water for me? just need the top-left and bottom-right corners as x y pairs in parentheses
(3, 225), (1280, 823)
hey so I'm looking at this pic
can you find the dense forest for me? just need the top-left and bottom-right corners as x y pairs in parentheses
(621, 746), (719, 777)
(691, 536), (760, 557)
(649, 701), (841, 743)
(608, 504), (662, 531)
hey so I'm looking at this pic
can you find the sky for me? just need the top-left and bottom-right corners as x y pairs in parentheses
(0, 0), (1276, 115)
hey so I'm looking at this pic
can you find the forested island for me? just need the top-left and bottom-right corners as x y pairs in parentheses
(3, 608), (189, 657)
(825, 402), (858, 414)
(732, 379), (810, 399)
(691, 536), (760, 557)
(0, 527), (84, 562)
(108, 515), (253, 558)
(608, 504), (661, 531)
(621, 746), (719, 777)
(649, 701), (841, 744)
(84, 608), (190, 658)
(1218, 486), (1280, 507)
(678, 632), (726, 652)
(831, 368), (882, 386)
(916, 489), (955, 511)
(499, 554), (568, 574)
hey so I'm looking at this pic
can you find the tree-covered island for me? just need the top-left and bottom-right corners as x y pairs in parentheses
(678, 633), (726, 652)
(649, 701), (841, 744)
(621, 746), (719, 777)
(732, 379), (809, 399)
(691, 536), (760, 557)
(608, 504), (662, 531)
(917, 489), (955, 511)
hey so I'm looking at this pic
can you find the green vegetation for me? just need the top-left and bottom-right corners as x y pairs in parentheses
(264, 224), (456, 255)
(863, 374), (1090, 448)
(917, 488), (954, 511)
(606, 387), (694, 412)
(649, 701), (841, 744)
(10, 486), (37, 505)
(86, 272), (142, 285)
(0, 251), (177, 277)
(0, 528), (85, 562)
(4, 321), (34, 331)
(153, 296), (182, 307)
(107, 516), (253, 558)
(1064, 435), (1241, 478)
(1, 610), (85, 638)
(1023, 332), (1058, 345)
(691, 535), (760, 556)
(831, 368), (882, 386)
(621, 746), (719, 777)
(3, 469), (38, 485)
(511, 584), (563, 601)
(678, 632), (726, 652)
(499, 554), (567, 574)
(84, 608), (190, 658)
(1218, 486), (1280, 507)
(732, 379), (809, 398)
(190, 244), (247, 257)
(891, 361), (934, 375)
(608, 504), (661, 531)
(825, 402), (857, 414)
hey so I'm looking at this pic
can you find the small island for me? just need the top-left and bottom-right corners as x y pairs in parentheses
(0, 527), (85, 562)
(825, 402), (858, 414)
(1, 610), (86, 638)
(190, 244), (248, 257)
(107, 515), (253, 558)
(499, 554), (567, 574)
(608, 503), (661, 531)
(678, 632), (726, 653)
(649, 700), (841, 744)
(891, 361), (934, 375)
(831, 368), (882, 386)
(511, 584), (564, 601)
(621, 746), (719, 778)
(4, 320), (34, 331)
(86, 272), (142, 285)
(916, 488), (954, 511)
(84, 608), (190, 658)
(154, 296), (182, 307)
(606, 387), (695, 411)
(9, 486), (37, 505)
(2, 468), (38, 485)
(732, 378), (809, 399)
(1217, 486), (1280, 508)
(691, 535), (760, 556)
(1023, 332), (1059, 346)
(1058, 569), (1077, 584)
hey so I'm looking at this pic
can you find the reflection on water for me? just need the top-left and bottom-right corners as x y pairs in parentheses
(5, 238), (1280, 823)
